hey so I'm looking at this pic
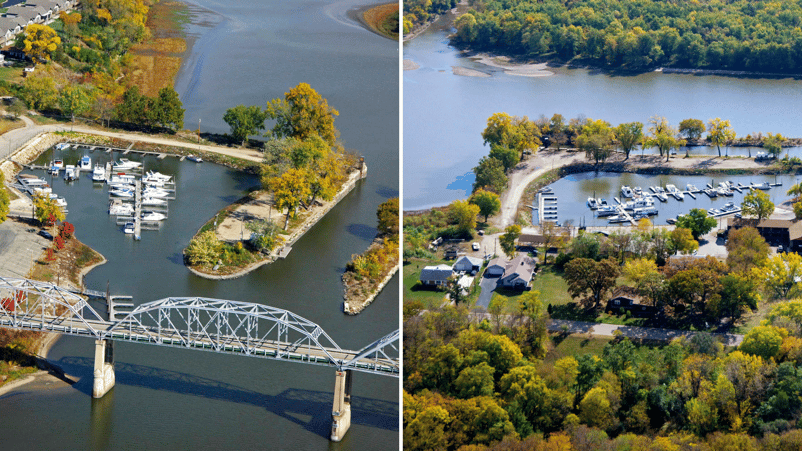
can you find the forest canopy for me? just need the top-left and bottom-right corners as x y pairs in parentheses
(450, 0), (802, 73)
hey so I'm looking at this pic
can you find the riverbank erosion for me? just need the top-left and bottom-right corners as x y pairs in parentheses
(342, 239), (400, 315)
(186, 162), (368, 280)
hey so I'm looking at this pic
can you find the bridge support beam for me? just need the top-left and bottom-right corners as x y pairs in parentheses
(330, 369), (352, 442)
(92, 339), (115, 398)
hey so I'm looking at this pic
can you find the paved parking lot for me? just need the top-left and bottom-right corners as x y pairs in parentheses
(0, 219), (49, 278)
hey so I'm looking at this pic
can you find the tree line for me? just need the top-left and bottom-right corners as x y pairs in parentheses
(452, 0), (802, 74)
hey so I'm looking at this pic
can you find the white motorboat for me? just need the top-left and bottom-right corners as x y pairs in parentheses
(186, 155), (203, 163)
(18, 174), (49, 188)
(54, 197), (67, 208)
(92, 164), (106, 182)
(752, 182), (771, 190)
(141, 212), (166, 221)
(123, 222), (135, 234)
(142, 187), (170, 198)
(621, 185), (633, 198)
(141, 197), (167, 206)
(587, 197), (598, 209)
(109, 174), (137, 185)
(686, 184), (699, 192)
(144, 171), (172, 183)
(112, 158), (142, 171)
(52, 159), (64, 169)
(110, 188), (134, 197)
(79, 156), (91, 171)
(666, 184), (684, 200)
(32, 186), (52, 196)
(63, 166), (78, 181)
(595, 205), (618, 217)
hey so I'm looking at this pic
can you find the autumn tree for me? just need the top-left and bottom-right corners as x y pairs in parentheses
(726, 227), (769, 273)
(246, 219), (282, 253)
(613, 122), (643, 160)
(33, 193), (64, 227)
(675, 208), (717, 240)
(472, 156), (507, 194)
(469, 189), (500, 222)
(707, 118), (736, 157)
(500, 224), (521, 257)
(644, 116), (685, 162)
(741, 189), (774, 221)
(58, 85), (93, 123)
(679, 118), (705, 140)
(447, 199), (479, 235)
(740, 325), (786, 360)
(563, 257), (619, 308)
(266, 83), (339, 145)
(376, 197), (399, 237)
(717, 274), (759, 323)
(0, 169), (8, 224)
(185, 230), (221, 266)
(270, 168), (312, 229)
(753, 253), (802, 299)
(223, 104), (267, 146)
(670, 227), (699, 255)
(481, 112), (541, 161)
(21, 24), (60, 61)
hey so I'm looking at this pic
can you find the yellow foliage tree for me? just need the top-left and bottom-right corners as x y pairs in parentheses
(22, 24), (61, 61)
(269, 168), (311, 230)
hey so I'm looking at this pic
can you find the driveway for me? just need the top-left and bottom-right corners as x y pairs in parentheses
(475, 273), (499, 309)
(0, 219), (49, 278)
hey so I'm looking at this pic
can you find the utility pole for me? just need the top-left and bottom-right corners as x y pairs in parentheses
(198, 118), (201, 144)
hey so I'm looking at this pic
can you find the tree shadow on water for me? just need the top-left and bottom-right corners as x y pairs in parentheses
(59, 356), (398, 438)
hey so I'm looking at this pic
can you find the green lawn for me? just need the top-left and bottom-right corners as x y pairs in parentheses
(543, 335), (614, 365)
(0, 62), (25, 84)
(530, 265), (573, 306)
(403, 259), (448, 309)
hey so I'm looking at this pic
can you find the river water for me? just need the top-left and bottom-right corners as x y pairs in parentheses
(0, 1), (399, 450)
(403, 20), (802, 210)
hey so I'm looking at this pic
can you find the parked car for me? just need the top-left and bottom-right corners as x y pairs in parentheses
(38, 230), (53, 240)
(472, 242), (480, 251)
(778, 245), (784, 253)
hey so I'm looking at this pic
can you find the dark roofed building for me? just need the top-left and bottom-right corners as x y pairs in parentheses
(419, 264), (453, 287)
(727, 217), (802, 251)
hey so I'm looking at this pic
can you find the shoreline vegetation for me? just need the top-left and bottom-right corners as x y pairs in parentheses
(404, 0), (802, 81)
(343, 197), (400, 315)
(360, 2), (399, 41)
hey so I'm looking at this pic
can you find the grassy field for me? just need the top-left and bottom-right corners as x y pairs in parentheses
(0, 62), (26, 84)
(0, 118), (24, 135)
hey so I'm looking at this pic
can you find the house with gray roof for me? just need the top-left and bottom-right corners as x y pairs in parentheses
(453, 255), (482, 274)
(497, 255), (537, 290)
(419, 264), (453, 287)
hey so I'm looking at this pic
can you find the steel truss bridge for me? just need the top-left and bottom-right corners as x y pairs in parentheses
(0, 277), (399, 376)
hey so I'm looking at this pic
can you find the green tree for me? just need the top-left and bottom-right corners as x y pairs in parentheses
(718, 274), (759, 323)
(223, 104), (267, 146)
(577, 118), (615, 164)
(0, 170), (9, 224)
(613, 122), (643, 160)
(675, 208), (717, 240)
(266, 83), (339, 145)
(500, 224), (521, 257)
(763, 133), (785, 159)
(679, 118), (705, 140)
(707, 118), (736, 157)
(246, 219), (282, 253)
(290, 135), (328, 169)
(153, 87), (185, 131)
(741, 189), (774, 221)
(58, 85), (92, 123)
(376, 197), (399, 237)
(488, 144), (518, 172)
(740, 325), (786, 360)
(563, 257), (620, 308)
(580, 387), (615, 430)
(726, 227), (769, 273)
(481, 112), (541, 161)
(469, 189), (501, 222)
(670, 227), (699, 254)
(115, 86), (152, 125)
(21, 75), (58, 111)
(21, 24), (60, 61)
(7, 98), (27, 118)
(487, 294), (506, 333)
(453, 362), (495, 398)
(270, 168), (312, 229)
(447, 199), (479, 235)
(472, 156), (507, 194)
(185, 230), (221, 266)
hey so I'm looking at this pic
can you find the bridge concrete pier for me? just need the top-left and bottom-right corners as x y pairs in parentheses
(330, 369), (352, 442)
(92, 339), (115, 398)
